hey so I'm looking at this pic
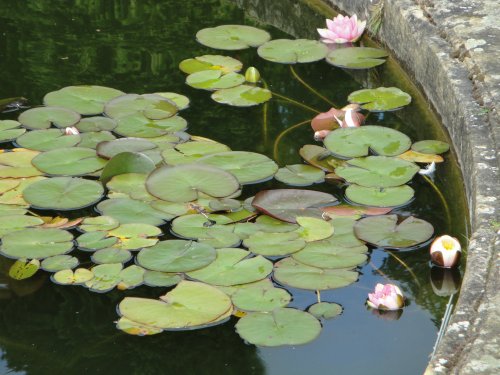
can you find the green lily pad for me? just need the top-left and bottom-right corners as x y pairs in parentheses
(254, 215), (299, 233)
(251, 189), (338, 223)
(137, 240), (216, 272)
(118, 265), (145, 289)
(0, 150), (43, 178)
(186, 248), (273, 286)
(105, 173), (158, 201)
(235, 308), (321, 347)
(208, 198), (241, 212)
(326, 47), (388, 69)
(77, 131), (116, 149)
(0, 120), (25, 142)
(52, 268), (94, 285)
(100, 152), (156, 185)
(231, 279), (291, 312)
(198, 229), (242, 248)
(31, 147), (107, 176)
(91, 248), (132, 264)
(257, 39), (328, 64)
(77, 231), (118, 251)
(292, 241), (367, 269)
(86, 263), (122, 293)
(354, 215), (434, 249)
(15, 129), (81, 151)
(324, 126), (411, 158)
(295, 216), (334, 242)
(326, 217), (365, 247)
(118, 280), (232, 329)
(18, 106), (80, 129)
(243, 231), (306, 256)
(41, 255), (79, 272)
(8, 259), (40, 280)
(146, 164), (240, 202)
(186, 70), (245, 90)
(155, 92), (190, 110)
(116, 317), (163, 336)
(198, 151), (278, 184)
(43, 85), (125, 115)
(411, 140), (450, 154)
(308, 302), (343, 319)
(108, 223), (161, 239)
(179, 55), (243, 74)
(96, 137), (159, 159)
(348, 87), (411, 112)
(0, 214), (44, 237)
(345, 184), (414, 207)
(273, 257), (358, 290)
(79, 216), (119, 232)
(274, 164), (325, 186)
(0, 228), (74, 259)
(335, 156), (420, 187)
(105, 94), (178, 120)
(211, 85), (272, 107)
(75, 116), (117, 132)
(22, 177), (104, 210)
(114, 114), (187, 138)
(321, 205), (392, 219)
(196, 25), (271, 50)
(96, 198), (171, 225)
(299, 145), (344, 172)
(162, 140), (231, 165)
(143, 270), (182, 287)
(170, 214), (234, 239)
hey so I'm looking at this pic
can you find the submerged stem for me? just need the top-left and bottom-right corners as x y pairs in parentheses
(289, 66), (337, 107)
(271, 91), (320, 114)
(422, 174), (451, 230)
(369, 261), (390, 280)
(387, 252), (421, 288)
(272, 118), (312, 162)
(261, 79), (270, 146)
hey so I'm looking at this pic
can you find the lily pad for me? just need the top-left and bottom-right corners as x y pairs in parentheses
(198, 151), (278, 184)
(231, 279), (291, 312)
(0, 228), (74, 259)
(77, 131), (116, 149)
(321, 205), (392, 218)
(196, 25), (271, 50)
(254, 215), (299, 233)
(0, 149), (43, 178)
(22, 177), (104, 210)
(79, 216), (119, 232)
(257, 39), (328, 64)
(397, 150), (444, 163)
(31, 147), (107, 176)
(162, 140), (231, 165)
(114, 114), (187, 138)
(308, 302), (342, 319)
(77, 231), (118, 251)
(146, 164), (240, 202)
(345, 184), (414, 207)
(116, 317), (163, 336)
(354, 215), (434, 249)
(0, 214), (44, 237)
(273, 257), (358, 290)
(18, 106), (80, 129)
(106, 173), (156, 202)
(96, 137), (159, 159)
(295, 217), (334, 242)
(299, 145), (344, 172)
(75, 116), (117, 132)
(96, 198), (171, 226)
(324, 126), (411, 158)
(326, 47), (388, 69)
(143, 270), (182, 287)
(118, 265), (145, 289)
(275, 164), (325, 186)
(335, 156), (420, 187)
(91, 248), (132, 264)
(41, 255), (79, 272)
(186, 248), (273, 286)
(186, 70), (245, 90)
(292, 241), (368, 269)
(104, 94), (178, 120)
(100, 152), (156, 185)
(170, 214), (234, 240)
(243, 231), (306, 256)
(0, 120), (25, 142)
(15, 129), (81, 151)
(86, 263), (122, 292)
(52, 268), (94, 285)
(251, 189), (338, 223)
(411, 140), (450, 154)
(235, 308), (321, 347)
(8, 259), (40, 280)
(179, 55), (242, 74)
(211, 85), (272, 107)
(324, 217), (365, 247)
(155, 92), (190, 110)
(348, 87), (411, 112)
(43, 85), (125, 115)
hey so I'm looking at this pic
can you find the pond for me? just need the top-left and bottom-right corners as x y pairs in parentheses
(0, 0), (469, 374)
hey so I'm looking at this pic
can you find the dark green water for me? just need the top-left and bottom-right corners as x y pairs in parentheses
(0, 1), (469, 374)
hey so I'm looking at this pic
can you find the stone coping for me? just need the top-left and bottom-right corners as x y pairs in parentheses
(322, 1), (500, 373)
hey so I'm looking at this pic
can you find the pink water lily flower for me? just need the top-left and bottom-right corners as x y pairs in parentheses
(64, 126), (79, 135)
(317, 14), (366, 44)
(367, 283), (405, 310)
(430, 235), (461, 268)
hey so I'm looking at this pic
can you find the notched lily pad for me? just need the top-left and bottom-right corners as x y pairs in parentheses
(345, 184), (414, 207)
(196, 25), (271, 50)
(41, 255), (79, 272)
(411, 140), (450, 154)
(179, 55), (243, 74)
(0, 228), (74, 259)
(308, 302), (343, 319)
(186, 70), (245, 90)
(211, 85), (272, 107)
(326, 47), (388, 69)
(105, 94), (178, 120)
(257, 39), (328, 64)
(31, 147), (107, 176)
(275, 164), (325, 186)
(15, 128), (81, 151)
(18, 106), (80, 129)
(348, 87), (411, 112)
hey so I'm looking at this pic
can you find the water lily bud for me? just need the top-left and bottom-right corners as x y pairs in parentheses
(430, 235), (461, 268)
(430, 266), (461, 297)
(366, 283), (404, 310)
(245, 67), (261, 83)
(64, 126), (79, 135)
(314, 129), (331, 141)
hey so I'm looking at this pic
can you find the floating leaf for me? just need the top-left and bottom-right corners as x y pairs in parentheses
(15, 128), (81, 151)
(41, 255), (79, 272)
(116, 317), (163, 336)
(324, 126), (411, 158)
(243, 232), (306, 256)
(0, 228), (73, 259)
(0, 120), (25, 142)
(155, 92), (190, 110)
(91, 248), (132, 264)
(345, 184), (414, 207)
(292, 241), (367, 269)
(274, 164), (325, 186)
(397, 150), (444, 163)
(295, 217), (334, 242)
(77, 131), (116, 149)
(31, 147), (107, 176)
(96, 137), (159, 160)
(186, 70), (245, 90)
(186, 248), (273, 286)
(86, 263), (122, 292)
(198, 228), (242, 248)
(23, 177), (104, 210)
(348, 87), (411, 112)
(252, 189), (337, 223)
(8, 259), (40, 280)
(146, 164), (240, 202)
(322, 217), (365, 247)
(254, 215), (299, 233)
(308, 302), (342, 319)
(100, 152), (156, 185)
(196, 25), (271, 50)
(96, 198), (171, 225)
(235, 308), (321, 347)
(354, 215), (434, 249)
(0, 149), (43, 178)
(299, 145), (344, 172)
(75, 116), (117, 132)
(326, 47), (388, 69)
(77, 231), (118, 251)
(118, 265), (145, 289)
(114, 114), (187, 138)
(0, 214), (44, 237)
(211, 85), (272, 107)
(273, 257), (358, 290)
(106, 173), (156, 201)
(162, 140), (231, 165)
(104, 93), (178, 120)
(321, 205), (392, 218)
(171, 214), (234, 239)
(411, 140), (450, 154)
(52, 268), (94, 285)
(179, 55), (243, 74)
(231, 279), (291, 312)
(43, 85), (124, 115)
(108, 223), (161, 239)
(79, 216), (119, 232)
(18, 106), (80, 129)
(257, 39), (328, 63)
(143, 270), (182, 287)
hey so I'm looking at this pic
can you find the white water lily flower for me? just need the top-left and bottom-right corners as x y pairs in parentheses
(418, 161), (436, 175)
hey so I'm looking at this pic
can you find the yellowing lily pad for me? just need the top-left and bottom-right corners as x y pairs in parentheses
(8, 259), (40, 280)
(52, 268), (94, 285)
(186, 70), (245, 90)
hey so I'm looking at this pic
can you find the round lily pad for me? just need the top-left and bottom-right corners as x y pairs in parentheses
(354, 215), (434, 249)
(196, 25), (271, 50)
(348, 87), (411, 112)
(41, 255), (79, 272)
(345, 184), (415, 207)
(211, 85), (272, 107)
(292, 241), (368, 269)
(8, 259), (40, 280)
(257, 39), (328, 64)
(231, 279), (291, 312)
(198, 228), (242, 248)
(18, 106), (80, 129)
(186, 70), (245, 90)
(96, 137), (159, 159)
(308, 302), (343, 319)
(119, 265), (145, 289)
(155, 92), (190, 110)
(179, 55), (243, 74)
(22, 177), (104, 210)
(91, 248), (132, 264)
(0, 214), (44, 237)
(273, 257), (358, 290)
(235, 308), (321, 347)
(0, 120), (25, 142)
(118, 280), (232, 329)
(31, 147), (107, 176)
(86, 263), (123, 292)
(299, 145), (344, 172)
(96, 198), (171, 226)
(0, 150), (43, 178)
(52, 268), (94, 285)
(275, 164), (325, 186)
(75, 116), (117, 132)
(79, 216), (119, 232)
(43, 85), (125, 115)
(323, 217), (365, 247)
(170, 214), (233, 239)
(143, 270), (182, 287)
(15, 129), (81, 151)
(100, 152), (156, 185)
(0, 228), (74, 259)
(108, 223), (161, 239)
(162, 140), (231, 165)
(105, 93), (178, 120)
(411, 140), (450, 154)
(324, 126), (411, 158)
(146, 164), (240, 202)
(114, 114), (187, 138)
(186, 248), (273, 286)
(397, 150), (444, 163)
(326, 47), (388, 69)
(106, 173), (156, 201)
(295, 216), (334, 242)
(77, 131), (116, 149)
(198, 151), (278, 184)
(77, 231), (118, 251)
(243, 231), (306, 256)
(335, 156), (420, 187)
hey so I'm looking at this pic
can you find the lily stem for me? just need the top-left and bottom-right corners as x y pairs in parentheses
(262, 80), (269, 146)
(387, 252), (421, 288)
(316, 290), (321, 303)
(271, 91), (321, 114)
(273, 118), (312, 162)
(289, 66), (337, 107)
(422, 174), (451, 230)
(369, 261), (390, 280)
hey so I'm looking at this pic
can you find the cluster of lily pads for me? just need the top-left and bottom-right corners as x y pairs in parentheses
(0, 23), (451, 346)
